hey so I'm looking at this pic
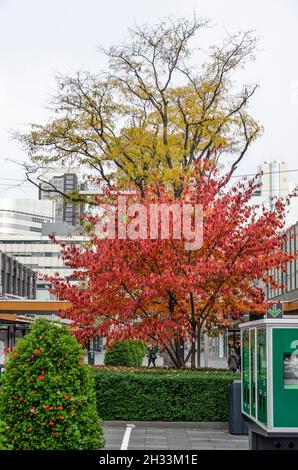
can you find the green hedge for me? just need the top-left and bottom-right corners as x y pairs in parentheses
(94, 368), (239, 421)
(104, 340), (147, 367)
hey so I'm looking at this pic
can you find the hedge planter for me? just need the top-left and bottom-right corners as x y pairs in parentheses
(94, 368), (238, 422)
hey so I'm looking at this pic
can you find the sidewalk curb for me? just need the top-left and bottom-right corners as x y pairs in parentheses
(103, 421), (228, 430)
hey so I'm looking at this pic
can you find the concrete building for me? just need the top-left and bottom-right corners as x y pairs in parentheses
(0, 252), (37, 363)
(255, 161), (289, 201)
(0, 199), (81, 299)
(0, 199), (55, 236)
(38, 168), (86, 226)
(0, 225), (86, 300)
(0, 251), (37, 299)
(267, 220), (298, 310)
(252, 161), (298, 228)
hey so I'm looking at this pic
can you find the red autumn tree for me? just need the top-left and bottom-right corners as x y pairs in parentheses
(47, 162), (295, 368)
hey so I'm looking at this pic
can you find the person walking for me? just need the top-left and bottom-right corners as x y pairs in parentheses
(235, 344), (241, 371)
(147, 346), (157, 368)
(228, 347), (238, 373)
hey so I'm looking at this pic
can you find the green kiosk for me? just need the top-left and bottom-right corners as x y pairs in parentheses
(240, 318), (298, 450)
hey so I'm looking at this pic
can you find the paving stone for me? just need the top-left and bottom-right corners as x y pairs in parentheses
(145, 439), (168, 442)
(192, 445), (215, 450)
(186, 430), (211, 436)
(190, 442), (214, 450)
(167, 445), (192, 450)
(144, 445), (170, 449)
(213, 443), (237, 449)
(205, 431), (229, 436)
(146, 428), (167, 433)
(189, 439), (213, 445)
(190, 440), (213, 446)
(104, 423), (249, 451)
(167, 440), (189, 444)
(104, 432), (124, 438)
(146, 440), (168, 443)
(166, 434), (190, 439)
(166, 438), (191, 442)
(233, 442), (249, 449)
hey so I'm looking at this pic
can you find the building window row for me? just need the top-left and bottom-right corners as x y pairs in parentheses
(0, 210), (53, 224)
(5, 252), (62, 258)
(0, 223), (42, 233)
(267, 224), (298, 299)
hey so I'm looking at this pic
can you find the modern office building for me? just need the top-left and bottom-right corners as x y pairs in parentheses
(254, 161), (289, 200)
(267, 220), (298, 312)
(0, 252), (37, 363)
(38, 168), (86, 226)
(0, 224), (86, 300)
(0, 199), (55, 236)
(252, 161), (298, 228)
(0, 251), (37, 299)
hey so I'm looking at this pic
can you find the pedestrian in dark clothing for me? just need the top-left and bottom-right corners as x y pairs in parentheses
(235, 345), (241, 371)
(228, 348), (238, 373)
(147, 347), (157, 368)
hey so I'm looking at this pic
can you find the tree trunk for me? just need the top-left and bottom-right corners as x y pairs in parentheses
(177, 337), (185, 367)
(191, 338), (196, 369)
(164, 342), (182, 368)
(197, 326), (201, 368)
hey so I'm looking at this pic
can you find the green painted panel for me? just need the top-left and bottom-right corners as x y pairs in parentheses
(250, 329), (256, 417)
(273, 328), (298, 428)
(242, 330), (250, 414)
(257, 327), (267, 424)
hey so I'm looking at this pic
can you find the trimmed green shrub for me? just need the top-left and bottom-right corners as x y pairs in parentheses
(94, 368), (238, 421)
(0, 319), (105, 450)
(104, 339), (147, 367)
(0, 420), (11, 450)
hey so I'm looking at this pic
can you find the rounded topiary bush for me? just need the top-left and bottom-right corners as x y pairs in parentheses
(104, 339), (147, 367)
(0, 420), (11, 450)
(0, 319), (105, 450)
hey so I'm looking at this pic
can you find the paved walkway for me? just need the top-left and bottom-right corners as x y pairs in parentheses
(86, 351), (228, 369)
(103, 423), (248, 450)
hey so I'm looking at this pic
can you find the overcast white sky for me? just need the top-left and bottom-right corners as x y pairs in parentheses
(0, 0), (298, 198)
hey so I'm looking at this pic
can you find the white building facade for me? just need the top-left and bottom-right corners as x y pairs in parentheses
(252, 161), (298, 228)
(0, 232), (85, 300)
(0, 199), (55, 236)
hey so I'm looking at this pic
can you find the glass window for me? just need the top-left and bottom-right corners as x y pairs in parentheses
(250, 329), (256, 417)
(242, 330), (250, 414)
(257, 327), (267, 424)
(284, 353), (298, 389)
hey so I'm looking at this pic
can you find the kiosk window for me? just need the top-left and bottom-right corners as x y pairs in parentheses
(257, 327), (267, 424)
(242, 331), (250, 414)
(250, 329), (256, 416)
(284, 353), (298, 389)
